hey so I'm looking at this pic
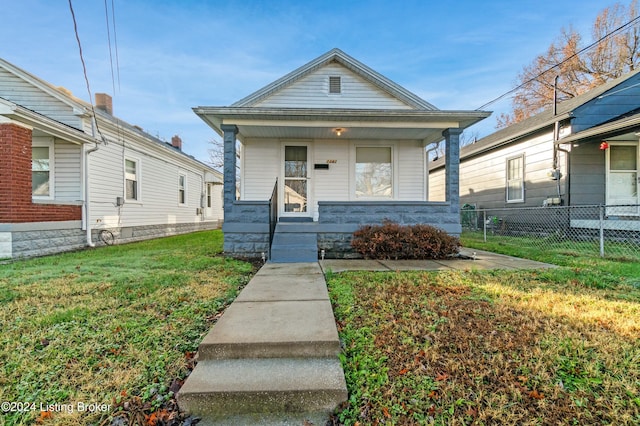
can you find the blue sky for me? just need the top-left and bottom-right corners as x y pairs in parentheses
(1, 0), (613, 162)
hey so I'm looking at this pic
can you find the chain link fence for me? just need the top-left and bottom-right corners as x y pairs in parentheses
(461, 204), (640, 260)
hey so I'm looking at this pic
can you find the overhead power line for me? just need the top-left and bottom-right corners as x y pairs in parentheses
(476, 14), (640, 111)
(68, 0), (106, 143)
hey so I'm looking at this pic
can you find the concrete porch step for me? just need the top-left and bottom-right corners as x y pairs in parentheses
(178, 357), (347, 424)
(270, 231), (318, 263)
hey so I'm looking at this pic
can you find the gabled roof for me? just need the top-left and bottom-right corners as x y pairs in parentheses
(431, 68), (640, 168)
(0, 57), (219, 175)
(231, 48), (438, 110)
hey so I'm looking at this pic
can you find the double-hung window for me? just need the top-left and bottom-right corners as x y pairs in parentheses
(506, 155), (524, 202)
(125, 159), (139, 201)
(178, 173), (186, 205)
(355, 147), (392, 198)
(32, 144), (53, 198)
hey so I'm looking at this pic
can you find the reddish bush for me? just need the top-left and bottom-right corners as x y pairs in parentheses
(351, 221), (460, 260)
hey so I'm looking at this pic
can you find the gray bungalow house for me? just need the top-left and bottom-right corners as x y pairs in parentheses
(195, 48), (489, 261)
(429, 68), (640, 231)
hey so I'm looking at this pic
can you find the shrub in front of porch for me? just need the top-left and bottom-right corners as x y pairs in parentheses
(351, 221), (460, 260)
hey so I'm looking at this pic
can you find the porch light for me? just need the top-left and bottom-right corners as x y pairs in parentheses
(600, 141), (609, 150)
(333, 128), (345, 136)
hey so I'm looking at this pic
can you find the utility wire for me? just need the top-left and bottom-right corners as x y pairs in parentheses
(477, 14), (640, 110)
(104, 0), (116, 95)
(68, 0), (105, 143)
(111, 0), (121, 91)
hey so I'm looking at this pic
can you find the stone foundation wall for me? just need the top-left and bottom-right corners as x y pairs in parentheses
(222, 201), (271, 258)
(92, 220), (221, 247)
(1, 221), (86, 259)
(317, 201), (461, 258)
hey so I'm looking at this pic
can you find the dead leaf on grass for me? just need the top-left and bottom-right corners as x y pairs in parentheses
(529, 389), (545, 400)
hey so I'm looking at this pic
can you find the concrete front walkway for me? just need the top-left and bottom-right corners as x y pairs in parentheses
(178, 249), (556, 424)
(320, 248), (557, 273)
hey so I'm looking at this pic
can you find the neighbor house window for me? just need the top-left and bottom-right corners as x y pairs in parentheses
(32, 144), (53, 198)
(329, 76), (341, 94)
(506, 155), (524, 202)
(178, 173), (186, 204)
(355, 147), (392, 198)
(125, 159), (139, 201)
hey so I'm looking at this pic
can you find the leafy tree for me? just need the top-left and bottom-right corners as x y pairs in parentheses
(498, 0), (640, 128)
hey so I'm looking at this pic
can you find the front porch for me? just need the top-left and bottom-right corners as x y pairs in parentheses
(222, 194), (462, 261)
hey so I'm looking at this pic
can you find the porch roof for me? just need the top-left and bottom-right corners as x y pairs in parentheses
(193, 107), (490, 145)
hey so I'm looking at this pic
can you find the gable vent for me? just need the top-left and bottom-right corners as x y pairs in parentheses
(329, 76), (341, 94)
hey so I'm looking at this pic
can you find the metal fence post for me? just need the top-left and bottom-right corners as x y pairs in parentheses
(599, 205), (605, 257)
(483, 210), (487, 242)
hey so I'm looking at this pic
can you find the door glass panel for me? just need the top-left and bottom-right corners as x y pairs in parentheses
(610, 146), (637, 170)
(285, 146), (307, 178)
(284, 179), (307, 212)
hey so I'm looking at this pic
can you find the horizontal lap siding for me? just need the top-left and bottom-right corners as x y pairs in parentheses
(242, 139), (279, 200)
(455, 131), (558, 209)
(88, 135), (208, 228)
(397, 143), (424, 200)
(313, 140), (350, 207)
(0, 69), (82, 128)
(54, 141), (82, 202)
(254, 63), (412, 109)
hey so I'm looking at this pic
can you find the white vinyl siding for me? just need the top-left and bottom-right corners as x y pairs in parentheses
(241, 139), (280, 200)
(0, 68), (83, 128)
(254, 63), (412, 109)
(506, 155), (525, 203)
(54, 141), (82, 202)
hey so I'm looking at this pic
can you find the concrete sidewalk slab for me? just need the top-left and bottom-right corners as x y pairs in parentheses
(198, 300), (340, 359)
(235, 274), (329, 302)
(321, 249), (556, 272)
(378, 259), (452, 271)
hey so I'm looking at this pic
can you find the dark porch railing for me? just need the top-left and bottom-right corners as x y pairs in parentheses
(268, 179), (278, 257)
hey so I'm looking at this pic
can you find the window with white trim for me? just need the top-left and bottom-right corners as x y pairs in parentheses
(178, 173), (186, 205)
(355, 147), (392, 198)
(125, 159), (139, 201)
(32, 144), (53, 198)
(506, 155), (524, 202)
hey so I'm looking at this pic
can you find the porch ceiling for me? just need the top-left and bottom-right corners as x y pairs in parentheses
(194, 107), (491, 145)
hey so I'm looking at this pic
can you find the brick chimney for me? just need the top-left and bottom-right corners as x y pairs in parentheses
(95, 93), (113, 115)
(171, 135), (182, 151)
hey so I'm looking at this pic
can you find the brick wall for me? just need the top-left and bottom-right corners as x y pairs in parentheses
(0, 123), (82, 223)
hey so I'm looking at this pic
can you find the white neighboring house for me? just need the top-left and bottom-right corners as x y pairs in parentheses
(0, 58), (223, 259)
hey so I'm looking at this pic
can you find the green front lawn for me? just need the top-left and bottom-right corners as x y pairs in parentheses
(0, 231), (255, 425)
(328, 258), (640, 424)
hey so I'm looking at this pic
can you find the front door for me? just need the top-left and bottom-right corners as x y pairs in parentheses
(281, 144), (311, 218)
(606, 143), (639, 216)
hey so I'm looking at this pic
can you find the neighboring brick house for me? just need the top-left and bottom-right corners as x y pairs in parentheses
(0, 58), (223, 259)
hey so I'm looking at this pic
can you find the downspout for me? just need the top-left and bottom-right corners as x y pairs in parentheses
(85, 116), (101, 247)
(424, 142), (441, 201)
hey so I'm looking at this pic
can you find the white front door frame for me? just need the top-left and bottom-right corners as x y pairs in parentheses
(280, 141), (313, 218)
